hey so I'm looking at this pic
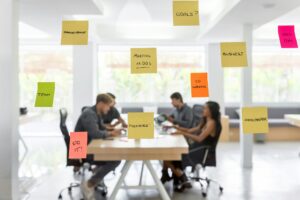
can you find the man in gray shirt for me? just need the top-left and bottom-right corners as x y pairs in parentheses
(167, 92), (194, 128)
(75, 93), (122, 199)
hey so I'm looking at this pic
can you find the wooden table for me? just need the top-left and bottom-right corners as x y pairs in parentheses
(284, 114), (300, 157)
(88, 134), (189, 200)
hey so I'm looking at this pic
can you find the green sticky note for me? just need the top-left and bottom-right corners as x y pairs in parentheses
(34, 82), (55, 107)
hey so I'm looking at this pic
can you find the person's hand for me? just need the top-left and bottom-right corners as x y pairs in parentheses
(109, 129), (122, 137)
(171, 131), (182, 135)
(105, 124), (114, 131)
(173, 124), (180, 129)
(163, 125), (174, 129)
(122, 123), (128, 128)
(167, 116), (174, 123)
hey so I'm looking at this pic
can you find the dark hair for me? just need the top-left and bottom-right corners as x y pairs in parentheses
(170, 92), (183, 103)
(107, 92), (116, 99)
(96, 94), (113, 105)
(199, 101), (222, 135)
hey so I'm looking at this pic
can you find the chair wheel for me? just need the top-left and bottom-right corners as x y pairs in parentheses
(220, 187), (223, 193)
(101, 190), (107, 196)
(202, 192), (207, 197)
(207, 180), (210, 186)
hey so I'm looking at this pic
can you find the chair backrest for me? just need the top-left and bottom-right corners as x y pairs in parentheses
(192, 104), (204, 127)
(157, 107), (173, 115)
(121, 107), (144, 114)
(59, 108), (70, 148)
(59, 108), (82, 167)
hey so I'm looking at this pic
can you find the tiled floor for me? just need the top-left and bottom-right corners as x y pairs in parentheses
(25, 142), (300, 200)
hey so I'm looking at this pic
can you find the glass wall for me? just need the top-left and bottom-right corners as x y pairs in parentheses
(252, 46), (300, 103)
(19, 45), (73, 114)
(97, 46), (206, 104)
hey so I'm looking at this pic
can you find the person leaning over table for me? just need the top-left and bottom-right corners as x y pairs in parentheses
(74, 93), (124, 200)
(160, 101), (222, 193)
(166, 92), (194, 128)
(102, 92), (128, 129)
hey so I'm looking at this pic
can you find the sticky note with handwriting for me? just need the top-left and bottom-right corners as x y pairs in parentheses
(128, 112), (154, 139)
(34, 82), (55, 107)
(278, 25), (298, 48)
(242, 107), (269, 134)
(191, 73), (209, 97)
(173, 0), (199, 26)
(131, 48), (157, 74)
(61, 20), (89, 45)
(69, 132), (88, 159)
(220, 42), (248, 67)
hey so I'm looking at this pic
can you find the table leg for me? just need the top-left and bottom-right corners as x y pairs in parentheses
(144, 160), (171, 200)
(109, 160), (133, 200)
(139, 161), (145, 186)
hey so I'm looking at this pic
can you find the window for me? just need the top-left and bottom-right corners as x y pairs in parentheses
(224, 69), (241, 103)
(98, 46), (206, 104)
(253, 46), (300, 103)
(19, 45), (73, 114)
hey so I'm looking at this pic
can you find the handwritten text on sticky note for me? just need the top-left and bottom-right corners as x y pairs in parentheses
(61, 20), (89, 45)
(242, 107), (269, 134)
(220, 42), (248, 67)
(278, 25), (298, 48)
(34, 82), (55, 107)
(131, 48), (157, 74)
(128, 112), (154, 139)
(69, 132), (88, 159)
(191, 73), (209, 97)
(173, 0), (199, 26)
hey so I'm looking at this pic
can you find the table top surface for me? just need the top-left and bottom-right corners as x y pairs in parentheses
(284, 114), (300, 127)
(284, 114), (300, 120)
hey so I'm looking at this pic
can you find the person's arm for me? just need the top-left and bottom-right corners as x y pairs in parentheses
(175, 124), (200, 133)
(176, 121), (215, 143)
(173, 109), (193, 128)
(82, 112), (110, 139)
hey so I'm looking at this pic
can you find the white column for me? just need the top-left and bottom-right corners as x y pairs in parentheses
(72, 42), (98, 125)
(206, 44), (225, 115)
(0, 0), (19, 199)
(240, 24), (253, 168)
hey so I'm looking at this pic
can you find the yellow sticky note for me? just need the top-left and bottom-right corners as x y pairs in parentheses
(128, 112), (154, 139)
(61, 20), (89, 45)
(220, 42), (248, 67)
(173, 0), (199, 26)
(131, 48), (157, 74)
(242, 107), (269, 134)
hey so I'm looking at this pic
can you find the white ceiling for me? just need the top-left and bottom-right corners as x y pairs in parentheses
(19, 0), (300, 45)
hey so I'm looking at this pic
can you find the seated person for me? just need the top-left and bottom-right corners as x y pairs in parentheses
(166, 92), (194, 129)
(160, 101), (222, 193)
(103, 93), (127, 129)
(75, 93), (123, 199)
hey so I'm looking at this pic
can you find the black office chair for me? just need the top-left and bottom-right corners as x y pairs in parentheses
(192, 104), (204, 127)
(57, 108), (108, 199)
(58, 108), (84, 199)
(186, 126), (223, 198)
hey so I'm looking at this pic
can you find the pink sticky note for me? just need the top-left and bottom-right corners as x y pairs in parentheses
(69, 132), (87, 159)
(278, 25), (298, 48)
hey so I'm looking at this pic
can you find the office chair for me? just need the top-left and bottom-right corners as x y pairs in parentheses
(58, 108), (108, 199)
(192, 104), (204, 127)
(186, 126), (223, 198)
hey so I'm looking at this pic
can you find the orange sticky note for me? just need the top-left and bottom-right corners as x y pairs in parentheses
(69, 132), (88, 159)
(190, 73), (209, 97)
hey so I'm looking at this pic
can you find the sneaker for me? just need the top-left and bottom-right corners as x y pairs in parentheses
(81, 181), (95, 200)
